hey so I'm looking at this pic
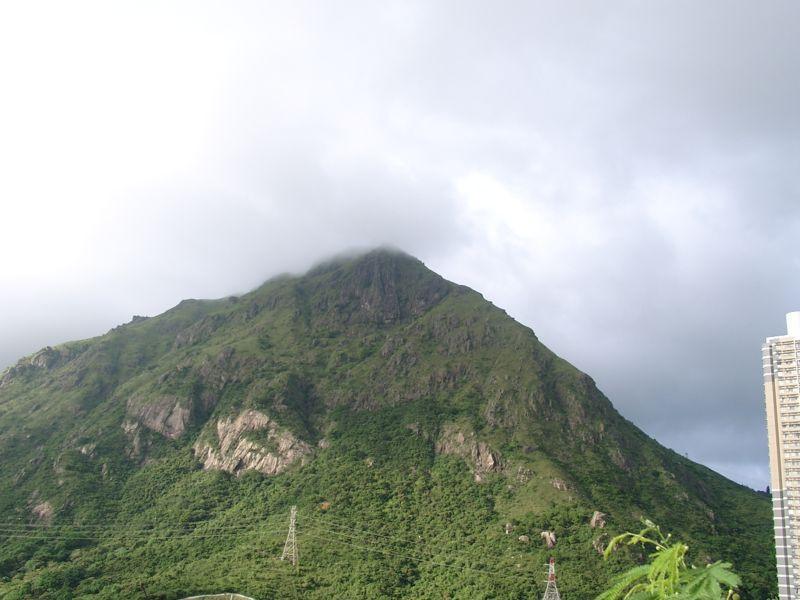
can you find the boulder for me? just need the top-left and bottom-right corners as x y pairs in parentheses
(32, 501), (53, 524)
(540, 530), (557, 548)
(590, 511), (606, 528)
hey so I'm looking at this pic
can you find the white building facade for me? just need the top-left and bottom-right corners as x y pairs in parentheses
(763, 311), (800, 600)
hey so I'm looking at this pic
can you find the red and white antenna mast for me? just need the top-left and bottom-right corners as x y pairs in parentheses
(542, 557), (562, 600)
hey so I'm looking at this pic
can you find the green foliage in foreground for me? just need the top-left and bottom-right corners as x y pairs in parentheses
(598, 521), (741, 600)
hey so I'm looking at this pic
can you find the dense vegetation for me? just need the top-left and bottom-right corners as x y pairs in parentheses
(0, 250), (776, 598)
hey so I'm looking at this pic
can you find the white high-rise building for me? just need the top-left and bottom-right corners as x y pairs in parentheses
(763, 311), (800, 600)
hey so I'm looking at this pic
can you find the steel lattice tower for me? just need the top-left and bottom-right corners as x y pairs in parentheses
(542, 557), (561, 600)
(280, 506), (298, 569)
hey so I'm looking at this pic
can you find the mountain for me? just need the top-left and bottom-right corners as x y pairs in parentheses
(0, 249), (776, 599)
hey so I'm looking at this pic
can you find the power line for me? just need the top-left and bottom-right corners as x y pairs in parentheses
(0, 523), (282, 535)
(0, 515), (292, 540)
(0, 522), (285, 534)
(0, 516), (284, 531)
(302, 513), (429, 547)
(0, 510), (543, 592)
(300, 516), (536, 585)
(304, 511), (522, 560)
(0, 507), (480, 543)
(0, 528), (283, 542)
(303, 527), (535, 587)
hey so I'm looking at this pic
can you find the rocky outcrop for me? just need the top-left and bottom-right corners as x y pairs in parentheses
(541, 530), (557, 548)
(193, 410), (311, 476)
(593, 534), (608, 555)
(610, 446), (632, 471)
(122, 420), (144, 458)
(590, 511), (606, 528)
(31, 500), (53, 524)
(78, 443), (97, 457)
(174, 314), (229, 349)
(308, 250), (451, 326)
(125, 394), (191, 439)
(0, 368), (11, 388)
(123, 349), (244, 444)
(0, 346), (75, 388)
(435, 423), (501, 482)
(515, 466), (533, 483)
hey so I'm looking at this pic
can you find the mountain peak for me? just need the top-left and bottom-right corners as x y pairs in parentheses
(305, 245), (421, 276)
(297, 247), (452, 325)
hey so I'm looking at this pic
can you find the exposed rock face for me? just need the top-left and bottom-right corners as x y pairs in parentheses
(593, 534), (608, 555)
(541, 530), (557, 548)
(0, 346), (72, 388)
(551, 478), (569, 492)
(31, 347), (61, 369)
(193, 410), (311, 476)
(518, 535), (530, 543)
(435, 423), (501, 482)
(590, 511), (607, 528)
(78, 443), (96, 457)
(31, 501), (53, 524)
(121, 420), (143, 458)
(174, 314), (229, 349)
(515, 466), (532, 483)
(126, 394), (190, 439)
(308, 250), (451, 326)
(129, 347), (246, 435)
(610, 447), (632, 471)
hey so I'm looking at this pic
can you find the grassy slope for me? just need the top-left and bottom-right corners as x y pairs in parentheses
(0, 250), (776, 599)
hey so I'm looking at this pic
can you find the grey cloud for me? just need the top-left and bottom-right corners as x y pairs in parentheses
(1, 0), (798, 489)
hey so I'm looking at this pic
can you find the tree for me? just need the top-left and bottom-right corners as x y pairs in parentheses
(596, 520), (741, 600)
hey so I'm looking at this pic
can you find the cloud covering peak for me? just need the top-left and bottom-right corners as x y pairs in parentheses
(1, 0), (798, 488)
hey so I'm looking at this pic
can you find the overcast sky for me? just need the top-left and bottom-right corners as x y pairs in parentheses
(1, 1), (798, 489)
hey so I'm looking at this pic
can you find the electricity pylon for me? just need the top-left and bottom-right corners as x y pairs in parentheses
(542, 557), (561, 600)
(280, 506), (298, 570)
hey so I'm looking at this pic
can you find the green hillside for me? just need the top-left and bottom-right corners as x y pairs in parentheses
(0, 249), (776, 599)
